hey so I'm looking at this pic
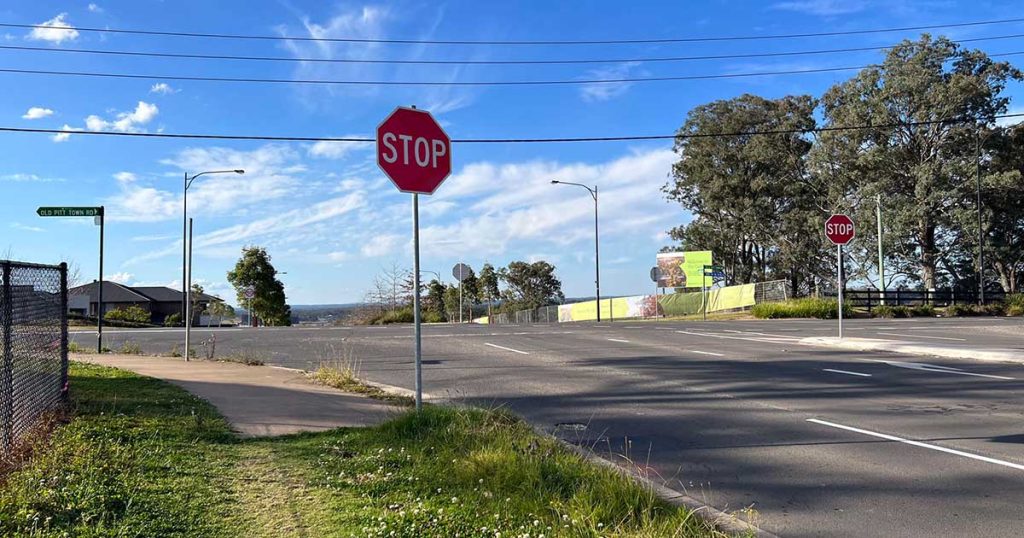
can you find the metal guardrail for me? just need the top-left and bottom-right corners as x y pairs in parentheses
(1, 260), (68, 453)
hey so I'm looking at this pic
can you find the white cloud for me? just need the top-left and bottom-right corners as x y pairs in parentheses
(327, 251), (350, 262)
(22, 107), (54, 120)
(579, 62), (644, 102)
(361, 234), (402, 257)
(113, 172), (136, 183)
(108, 272), (134, 284)
(1, 173), (63, 182)
(308, 137), (373, 159)
(771, 0), (868, 15)
(28, 13), (79, 44)
(10, 223), (45, 233)
(85, 101), (159, 133)
(51, 124), (82, 142)
(88, 3), (103, 13)
(149, 83), (178, 95)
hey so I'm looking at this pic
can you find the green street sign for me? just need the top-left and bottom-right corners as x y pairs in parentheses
(36, 206), (103, 217)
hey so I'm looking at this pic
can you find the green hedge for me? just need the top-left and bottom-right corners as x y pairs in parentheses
(103, 305), (151, 324)
(1006, 294), (1024, 316)
(752, 297), (851, 319)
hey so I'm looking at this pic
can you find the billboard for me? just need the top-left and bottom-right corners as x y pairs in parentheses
(656, 251), (712, 289)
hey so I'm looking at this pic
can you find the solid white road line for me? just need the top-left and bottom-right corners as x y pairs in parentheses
(876, 332), (967, 342)
(607, 338), (631, 343)
(865, 359), (1015, 380)
(822, 368), (872, 377)
(807, 418), (1024, 471)
(689, 350), (724, 357)
(484, 343), (530, 355)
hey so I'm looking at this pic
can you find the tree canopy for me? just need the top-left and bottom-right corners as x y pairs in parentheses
(226, 246), (291, 326)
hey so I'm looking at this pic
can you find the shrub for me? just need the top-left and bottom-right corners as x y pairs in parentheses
(982, 302), (1007, 316)
(370, 307), (415, 325)
(1006, 294), (1024, 317)
(945, 303), (977, 317)
(872, 305), (899, 318)
(163, 312), (182, 327)
(104, 305), (151, 324)
(118, 340), (143, 355)
(910, 304), (936, 317)
(752, 297), (852, 319)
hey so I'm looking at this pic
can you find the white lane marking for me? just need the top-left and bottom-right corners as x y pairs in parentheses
(807, 418), (1024, 471)
(484, 343), (530, 355)
(877, 332), (966, 342)
(676, 330), (798, 344)
(607, 338), (631, 343)
(823, 368), (872, 377)
(690, 350), (724, 357)
(864, 359), (1014, 380)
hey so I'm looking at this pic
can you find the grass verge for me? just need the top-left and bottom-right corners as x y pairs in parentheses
(1, 363), (729, 537)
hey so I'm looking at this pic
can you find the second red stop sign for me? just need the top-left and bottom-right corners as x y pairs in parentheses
(376, 107), (452, 195)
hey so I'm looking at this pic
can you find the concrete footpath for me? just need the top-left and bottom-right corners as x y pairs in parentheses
(74, 354), (402, 436)
(801, 336), (1024, 363)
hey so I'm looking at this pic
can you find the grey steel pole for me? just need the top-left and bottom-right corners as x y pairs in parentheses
(977, 131), (985, 305)
(838, 244), (844, 340)
(876, 195), (885, 306)
(182, 173), (188, 329)
(97, 207), (104, 353)
(459, 271), (463, 324)
(594, 186), (601, 322)
(1, 262), (11, 453)
(412, 193), (423, 411)
(185, 218), (192, 361)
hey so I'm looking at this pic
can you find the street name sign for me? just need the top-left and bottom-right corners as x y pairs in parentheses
(825, 214), (855, 245)
(377, 107), (452, 195)
(37, 206), (103, 217)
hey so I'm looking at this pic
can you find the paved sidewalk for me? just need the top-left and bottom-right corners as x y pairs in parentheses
(74, 354), (403, 436)
(801, 336), (1024, 363)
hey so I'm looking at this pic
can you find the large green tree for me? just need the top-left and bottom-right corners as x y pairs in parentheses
(499, 261), (563, 311)
(811, 35), (1021, 290)
(226, 247), (291, 326)
(665, 93), (826, 292)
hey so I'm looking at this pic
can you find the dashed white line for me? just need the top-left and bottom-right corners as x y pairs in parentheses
(822, 368), (872, 377)
(607, 338), (631, 343)
(807, 418), (1024, 471)
(689, 350), (724, 357)
(484, 343), (530, 355)
(876, 332), (967, 342)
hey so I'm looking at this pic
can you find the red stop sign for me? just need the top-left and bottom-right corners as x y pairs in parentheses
(825, 214), (855, 245)
(376, 107), (452, 195)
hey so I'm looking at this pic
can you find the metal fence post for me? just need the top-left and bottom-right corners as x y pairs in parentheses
(59, 262), (69, 400)
(1, 262), (12, 453)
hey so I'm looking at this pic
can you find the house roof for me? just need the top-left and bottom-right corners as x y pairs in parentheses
(68, 283), (220, 304)
(69, 281), (152, 303)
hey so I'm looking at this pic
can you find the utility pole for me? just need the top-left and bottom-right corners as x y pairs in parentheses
(185, 218), (193, 361)
(876, 195), (885, 306)
(977, 129), (985, 305)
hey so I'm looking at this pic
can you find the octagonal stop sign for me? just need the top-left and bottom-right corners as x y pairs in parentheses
(377, 107), (452, 195)
(825, 214), (855, 245)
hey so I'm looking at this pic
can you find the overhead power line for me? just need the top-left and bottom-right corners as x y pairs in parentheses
(1, 33), (1022, 66)
(2, 51), (1022, 86)
(2, 113), (1020, 144)
(0, 17), (1023, 45)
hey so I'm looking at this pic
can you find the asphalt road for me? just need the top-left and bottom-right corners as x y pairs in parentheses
(73, 317), (1024, 537)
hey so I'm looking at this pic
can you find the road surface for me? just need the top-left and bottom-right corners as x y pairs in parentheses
(73, 317), (1024, 537)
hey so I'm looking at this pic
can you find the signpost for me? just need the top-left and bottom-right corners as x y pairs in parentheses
(452, 263), (471, 323)
(243, 286), (256, 327)
(38, 206), (104, 352)
(649, 266), (663, 319)
(377, 106), (452, 411)
(825, 214), (856, 339)
(701, 265), (726, 321)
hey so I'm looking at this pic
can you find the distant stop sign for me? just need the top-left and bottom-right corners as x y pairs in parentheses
(825, 214), (855, 245)
(377, 107), (452, 195)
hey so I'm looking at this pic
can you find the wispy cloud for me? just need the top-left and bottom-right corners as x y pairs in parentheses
(27, 13), (79, 44)
(85, 101), (159, 133)
(88, 4), (103, 13)
(22, 107), (54, 120)
(579, 62), (645, 102)
(308, 136), (373, 159)
(10, 223), (45, 233)
(771, 0), (869, 15)
(1, 173), (63, 182)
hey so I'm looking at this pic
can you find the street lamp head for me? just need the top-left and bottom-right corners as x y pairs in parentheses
(550, 180), (560, 184)
(234, 169), (245, 175)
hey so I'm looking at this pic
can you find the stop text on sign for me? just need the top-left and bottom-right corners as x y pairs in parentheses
(376, 107), (452, 195)
(824, 214), (855, 245)
(379, 133), (447, 168)
(826, 222), (854, 236)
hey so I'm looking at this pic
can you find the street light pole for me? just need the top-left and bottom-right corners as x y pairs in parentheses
(552, 180), (600, 322)
(976, 129), (985, 305)
(182, 169), (244, 349)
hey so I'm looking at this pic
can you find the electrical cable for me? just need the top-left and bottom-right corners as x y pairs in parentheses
(3, 113), (1020, 144)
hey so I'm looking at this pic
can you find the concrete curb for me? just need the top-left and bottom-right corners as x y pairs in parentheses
(359, 381), (774, 537)
(800, 337), (1024, 364)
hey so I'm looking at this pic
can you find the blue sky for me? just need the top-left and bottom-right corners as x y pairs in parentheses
(1, 0), (1022, 304)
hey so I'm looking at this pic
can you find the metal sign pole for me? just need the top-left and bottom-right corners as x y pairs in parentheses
(185, 218), (192, 361)
(97, 207), (104, 353)
(412, 194), (423, 411)
(838, 244), (844, 339)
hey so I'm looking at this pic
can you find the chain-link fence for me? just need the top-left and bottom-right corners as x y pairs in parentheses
(1, 260), (68, 453)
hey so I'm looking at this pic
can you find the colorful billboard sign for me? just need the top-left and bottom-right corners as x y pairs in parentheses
(656, 251), (713, 289)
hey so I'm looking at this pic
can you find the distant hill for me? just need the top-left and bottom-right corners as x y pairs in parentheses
(289, 303), (366, 324)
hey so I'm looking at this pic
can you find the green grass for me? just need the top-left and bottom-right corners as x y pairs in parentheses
(751, 297), (851, 319)
(0, 364), (728, 538)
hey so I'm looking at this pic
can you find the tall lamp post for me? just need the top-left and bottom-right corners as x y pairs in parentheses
(551, 180), (601, 321)
(183, 169), (243, 357)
